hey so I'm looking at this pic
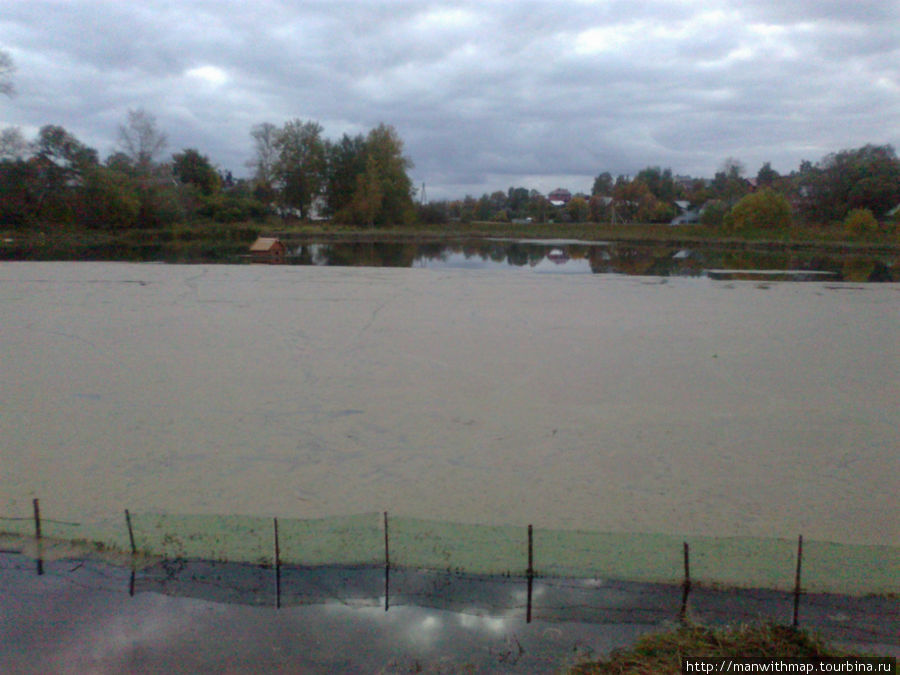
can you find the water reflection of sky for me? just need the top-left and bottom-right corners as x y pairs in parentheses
(5, 553), (896, 673)
(415, 251), (594, 274)
(532, 255), (594, 274)
(0, 555), (648, 674)
(296, 240), (894, 281)
(414, 251), (515, 271)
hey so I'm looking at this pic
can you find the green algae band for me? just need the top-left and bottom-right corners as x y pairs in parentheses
(126, 512), (385, 566)
(3, 513), (896, 596)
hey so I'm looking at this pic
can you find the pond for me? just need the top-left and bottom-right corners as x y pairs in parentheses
(1, 262), (897, 548)
(285, 239), (898, 282)
(5, 235), (897, 281)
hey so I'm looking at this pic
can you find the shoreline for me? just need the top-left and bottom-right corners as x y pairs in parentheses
(3, 221), (899, 263)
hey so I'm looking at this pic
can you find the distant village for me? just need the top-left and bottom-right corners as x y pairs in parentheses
(422, 150), (900, 230)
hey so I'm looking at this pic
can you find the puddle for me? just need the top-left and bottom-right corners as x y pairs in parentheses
(1, 552), (896, 674)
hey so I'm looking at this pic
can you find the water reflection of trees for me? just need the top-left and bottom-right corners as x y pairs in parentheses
(294, 242), (418, 268)
(286, 240), (895, 280)
(587, 245), (705, 277)
(842, 257), (895, 282)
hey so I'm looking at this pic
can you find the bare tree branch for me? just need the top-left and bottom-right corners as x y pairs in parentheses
(117, 108), (167, 171)
(0, 49), (15, 97)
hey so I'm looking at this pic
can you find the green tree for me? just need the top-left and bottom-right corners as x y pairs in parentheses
(417, 200), (449, 224)
(0, 159), (39, 226)
(725, 188), (792, 232)
(588, 194), (611, 223)
(105, 151), (136, 175)
(801, 145), (900, 222)
(613, 178), (654, 222)
(685, 179), (711, 207)
(566, 196), (589, 222)
(710, 157), (750, 205)
(459, 195), (477, 222)
(507, 186), (530, 217)
(756, 162), (779, 188)
(345, 154), (382, 226)
(325, 133), (366, 217)
(591, 172), (613, 196)
(475, 193), (493, 221)
(720, 157), (745, 178)
(31, 125), (99, 223)
(36, 125), (98, 177)
(273, 119), (326, 220)
(172, 148), (220, 195)
(488, 190), (507, 211)
(634, 166), (677, 202)
(361, 123), (415, 226)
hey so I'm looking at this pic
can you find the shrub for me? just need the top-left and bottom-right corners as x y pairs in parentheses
(700, 200), (728, 227)
(890, 208), (900, 237)
(843, 208), (878, 236)
(136, 186), (186, 228)
(725, 189), (792, 232)
(79, 167), (140, 229)
(649, 200), (676, 223)
(197, 193), (268, 223)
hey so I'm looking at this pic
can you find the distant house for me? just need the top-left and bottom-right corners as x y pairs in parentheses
(674, 174), (699, 191)
(249, 237), (287, 264)
(547, 188), (572, 206)
(309, 195), (329, 221)
(670, 210), (701, 225)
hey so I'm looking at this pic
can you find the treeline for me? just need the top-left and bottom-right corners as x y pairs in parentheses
(1, 106), (898, 235)
(246, 120), (415, 226)
(0, 110), (417, 230)
(425, 146), (900, 234)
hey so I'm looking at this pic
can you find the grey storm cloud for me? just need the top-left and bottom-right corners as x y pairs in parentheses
(1, 0), (897, 199)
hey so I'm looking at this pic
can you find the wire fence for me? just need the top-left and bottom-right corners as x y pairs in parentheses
(2, 499), (898, 618)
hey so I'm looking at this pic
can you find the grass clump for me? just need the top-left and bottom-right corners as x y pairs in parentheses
(843, 208), (879, 237)
(568, 622), (861, 674)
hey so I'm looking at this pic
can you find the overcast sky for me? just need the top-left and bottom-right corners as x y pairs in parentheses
(1, 1), (897, 200)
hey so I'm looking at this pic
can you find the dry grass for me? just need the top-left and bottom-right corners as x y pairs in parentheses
(567, 622), (860, 675)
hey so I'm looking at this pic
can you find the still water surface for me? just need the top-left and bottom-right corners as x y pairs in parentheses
(7, 236), (896, 281)
(291, 239), (898, 281)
